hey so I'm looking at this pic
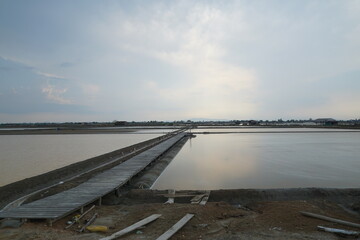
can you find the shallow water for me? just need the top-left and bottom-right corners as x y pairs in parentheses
(0, 133), (162, 186)
(152, 129), (360, 190)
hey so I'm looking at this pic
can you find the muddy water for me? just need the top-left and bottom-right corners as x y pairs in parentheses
(0, 133), (164, 186)
(152, 129), (360, 190)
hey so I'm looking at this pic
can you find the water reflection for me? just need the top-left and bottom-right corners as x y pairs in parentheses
(152, 131), (360, 189)
(193, 127), (360, 133)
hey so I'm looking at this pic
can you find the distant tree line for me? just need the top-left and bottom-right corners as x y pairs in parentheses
(1, 118), (360, 128)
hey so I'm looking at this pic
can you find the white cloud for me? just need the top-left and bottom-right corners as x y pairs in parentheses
(82, 84), (100, 95)
(37, 71), (67, 80)
(95, 2), (258, 119)
(2, 1), (360, 122)
(42, 85), (72, 105)
(0, 113), (99, 123)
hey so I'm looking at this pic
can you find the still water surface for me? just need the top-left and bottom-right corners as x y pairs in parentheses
(153, 129), (360, 189)
(0, 133), (162, 186)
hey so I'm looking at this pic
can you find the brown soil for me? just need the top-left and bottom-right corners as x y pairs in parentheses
(2, 195), (360, 240)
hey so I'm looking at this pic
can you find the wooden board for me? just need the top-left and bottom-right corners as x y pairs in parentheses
(162, 194), (197, 198)
(156, 214), (194, 240)
(165, 189), (175, 204)
(190, 194), (205, 204)
(199, 191), (211, 205)
(99, 214), (162, 240)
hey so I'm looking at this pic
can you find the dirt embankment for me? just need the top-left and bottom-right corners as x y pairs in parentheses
(107, 189), (360, 215)
(0, 127), (179, 135)
(130, 137), (189, 189)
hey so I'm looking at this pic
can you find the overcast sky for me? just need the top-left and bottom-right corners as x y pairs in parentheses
(1, 0), (359, 123)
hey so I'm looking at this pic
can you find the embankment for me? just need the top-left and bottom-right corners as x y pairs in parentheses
(112, 188), (360, 215)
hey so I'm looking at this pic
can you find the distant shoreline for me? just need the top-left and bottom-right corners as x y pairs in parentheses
(1, 125), (359, 135)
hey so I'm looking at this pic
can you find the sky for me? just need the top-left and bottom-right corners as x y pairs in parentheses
(0, 0), (359, 123)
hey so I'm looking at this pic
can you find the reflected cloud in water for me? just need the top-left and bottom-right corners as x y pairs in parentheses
(153, 130), (360, 190)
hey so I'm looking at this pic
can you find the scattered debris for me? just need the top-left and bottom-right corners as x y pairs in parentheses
(269, 227), (282, 231)
(79, 212), (98, 233)
(199, 191), (211, 206)
(317, 226), (359, 237)
(86, 225), (109, 233)
(162, 194), (196, 198)
(100, 214), (162, 240)
(300, 211), (360, 228)
(191, 194), (205, 204)
(164, 190), (175, 204)
(66, 205), (96, 229)
(235, 204), (251, 211)
(190, 191), (211, 205)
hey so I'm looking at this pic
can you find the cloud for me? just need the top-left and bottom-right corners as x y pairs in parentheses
(82, 84), (100, 95)
(1, 1), (360, 122)
(37, 71), (67, 80)
(95, 2), (258, 119)
(0, 57), (95, 120)
(41, 85), (72, 105)
(292, 94), (360, 120)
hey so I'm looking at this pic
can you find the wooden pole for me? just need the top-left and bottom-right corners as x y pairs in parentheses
(156, 214), (194, 240)
(65, 205), (95, 229)
(79, 212), (98, 232)
(301, 211), (360, 229)
(318, 226), (359, 236)
(165, 189), (175, 204)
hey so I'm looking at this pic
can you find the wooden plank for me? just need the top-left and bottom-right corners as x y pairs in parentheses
(318, 226), (360, 236)
(79, 212), (97, 232)
(156, 214), (194, 240)
(165, 189), (175, 204)
(65, 205), (95, 229)
(199, 191), (211, 205)
(190, 194), (205, 204)
(99, 214), (162, 240)
(162, 194), (196, 198)
(301, 211), (360, 228)
(8, 208), (74, 212)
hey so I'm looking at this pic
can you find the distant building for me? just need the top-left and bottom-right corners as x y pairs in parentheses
(314, 118), (338, 126)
